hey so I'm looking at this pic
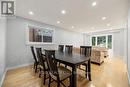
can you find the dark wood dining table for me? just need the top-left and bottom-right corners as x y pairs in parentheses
(54, 51), (91, 87)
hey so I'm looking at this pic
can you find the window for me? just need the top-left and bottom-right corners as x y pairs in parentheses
(107, 35), (112, 49)
(91, 35), (112, 49)
(92, 37), (96, 46)
(27, 25), (55, 44)
(97, 36), (106, 47)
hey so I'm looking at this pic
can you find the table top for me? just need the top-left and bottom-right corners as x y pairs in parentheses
(55, 51), (90, 66)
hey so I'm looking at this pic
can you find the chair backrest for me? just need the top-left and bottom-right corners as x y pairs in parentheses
(45, 50), (55, 57)
(35, 48), (46, 68)
(65, 45), (73, 53)
(30, 46), (38, 63)
(85, 46), (92, 57)
(80, 46), (86, 55)
(80, 46), (92, 57)
(45, 50), (59, 78)
(58, 45), (64, 52)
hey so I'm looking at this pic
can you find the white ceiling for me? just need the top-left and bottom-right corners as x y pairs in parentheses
(16, 0), (129, 32)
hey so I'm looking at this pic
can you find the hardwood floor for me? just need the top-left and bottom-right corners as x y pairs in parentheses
(2, 58), (130, 87)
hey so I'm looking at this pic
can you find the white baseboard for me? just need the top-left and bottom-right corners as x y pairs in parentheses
(0, 69), (7, 87)
(0, 63), (33, 87)
(6, 62), (33, 70)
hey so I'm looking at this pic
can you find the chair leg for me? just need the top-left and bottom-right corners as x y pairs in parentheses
(69, 76), (72, 87)
(35, 64), (38, 73)
(48, 76), (51, 87)
(88, 60), (91, 81)
(43, 71), (46, 85)
(57, 81), (60, 87)
(39, 68), (41, 78)
(85, 64), (88, 78)
(34, 62), (36, 69)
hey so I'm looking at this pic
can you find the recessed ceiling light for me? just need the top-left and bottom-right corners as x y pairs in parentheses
(71, 26), (74, 28)
(107, 24), (111, 26)
(102, 17), (106, 20)
(29, 11), (34, 15)
(57, 21), (61, 24)
(61, 10), (66, 14)
(92, 2), (97, 6)
(91, 27), (95, 29)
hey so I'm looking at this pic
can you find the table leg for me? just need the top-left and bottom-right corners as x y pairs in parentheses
(71, 65), (77, 87)
(88, 59), (91, 81)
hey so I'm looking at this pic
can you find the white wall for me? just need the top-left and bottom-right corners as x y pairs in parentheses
(0, 17), (7, 85)
(6, 16), (83, 68)
(113, 29), (127, 58)
(55, 27), (83, 47)
(128, 4), (130, 84)
(83, 33), (91, 46)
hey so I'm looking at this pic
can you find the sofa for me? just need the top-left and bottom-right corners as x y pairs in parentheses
(73, 47), (108, 65)
(91, 47), (108, 65)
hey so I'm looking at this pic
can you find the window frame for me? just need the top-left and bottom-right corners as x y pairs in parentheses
(26, 24), (55, 45)
(90, 34), (113, 49)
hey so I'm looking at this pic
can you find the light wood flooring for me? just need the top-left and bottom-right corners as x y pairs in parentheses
(2, 58), (130, 87)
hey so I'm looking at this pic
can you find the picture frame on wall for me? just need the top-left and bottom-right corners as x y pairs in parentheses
(26, 24), (55, 45)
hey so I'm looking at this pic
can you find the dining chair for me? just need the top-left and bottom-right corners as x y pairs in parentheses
(80, 46), (92, 79)
(35, 48), (48, 85)
(65, 45), (73, 53)
(45, 50), (72, 87)
(80, 46), (86, 55)
(64, 45), (73, 67)
(58, 45), (64, 52)
(58, 45), (64, 66)
(30, 46), (39, 73)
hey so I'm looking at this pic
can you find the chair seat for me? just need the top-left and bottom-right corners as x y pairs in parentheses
(50, 66), (71, 81)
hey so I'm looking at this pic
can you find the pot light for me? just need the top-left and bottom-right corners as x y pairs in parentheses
(71, 26), (74, 28)
(61, 10), (66, 14)
(57, 21), (61, 24)
(29, 11), (34, 15)
(107, 24), (111, 26)
(102, 17), (106, 20)
(91, 27), (95, 29)
(92, 2), (97, 6)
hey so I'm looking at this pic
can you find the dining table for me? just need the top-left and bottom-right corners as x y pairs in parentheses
(54, 51), (91, 87)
